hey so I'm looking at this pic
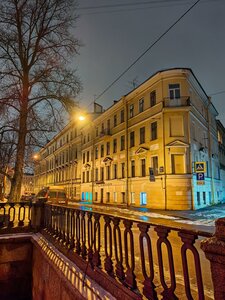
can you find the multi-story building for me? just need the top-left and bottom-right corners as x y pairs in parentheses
(34, 68), (223, 210)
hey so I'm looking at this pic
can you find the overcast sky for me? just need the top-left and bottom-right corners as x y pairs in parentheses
(73, 0), (225, 125)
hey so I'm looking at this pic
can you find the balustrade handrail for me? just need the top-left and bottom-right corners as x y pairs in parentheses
(41, 203), (215, 299)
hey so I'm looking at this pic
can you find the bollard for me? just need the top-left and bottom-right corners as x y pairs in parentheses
(201, 218), (225, 300)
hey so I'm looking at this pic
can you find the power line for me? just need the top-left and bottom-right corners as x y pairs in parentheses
(94, 0), (201, 102)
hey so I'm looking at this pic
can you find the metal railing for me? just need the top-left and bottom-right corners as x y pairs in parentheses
(42, 203), (214, 300)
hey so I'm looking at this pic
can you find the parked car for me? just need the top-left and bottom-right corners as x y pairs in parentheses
(33, 186), (68, 205)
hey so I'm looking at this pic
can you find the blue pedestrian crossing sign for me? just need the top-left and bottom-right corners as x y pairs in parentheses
(195, 162), (206, 173)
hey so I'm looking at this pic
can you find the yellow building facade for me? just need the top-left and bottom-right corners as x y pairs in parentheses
(34, 68), (222, 210)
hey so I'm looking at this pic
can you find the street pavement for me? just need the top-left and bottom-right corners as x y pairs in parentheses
(68, 201), (225, 234)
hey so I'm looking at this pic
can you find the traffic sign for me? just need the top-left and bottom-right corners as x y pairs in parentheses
(195, 162), (206, 173)
(196, 173), (205, 181)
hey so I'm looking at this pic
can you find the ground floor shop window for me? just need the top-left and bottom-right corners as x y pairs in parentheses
(140, 192), (147, 205)
(82, 192), (85, 201)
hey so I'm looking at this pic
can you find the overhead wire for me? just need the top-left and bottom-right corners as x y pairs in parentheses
(93, 0), (201, 102)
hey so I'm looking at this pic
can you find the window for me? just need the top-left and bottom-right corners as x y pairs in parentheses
(121, 162), (125, 178)
(82, 192), (85, 201)
(171, 154), (184, 174)
(106, 166), (111, 180)
(101, 144), (104, 157)
(113, 164), (117, 179)
(141, 159), (146, 177)
(82, 172), (85, 183)
(113, 138), (117, 153)
(87, 151), (90, 162)
(113, 192), (117, 203)
(130, 131), (135, 147)
(203, 192), (206, 204)
(197, 192), (200, 206)
(151, 122), (157, 140)
(87, 171), (90, 182)
(101, 123), (104, 133)
(100, 167), (104, 181)
(107, 119), (110, 132)
(140, 192), (147, 205)
(151, 156), (158, 175)
(83, 153), (85, 164)
(96, 127), (99, 137)
(95, 146), (99, 159)
(169, 84), (180, 99)
(95, 168), (99, 181)
(131, 160), (135, 177)
(106, 141), (110, 155)
(150, 91), (156, 107)
(140, 127), (145, 144)
(209, 191), (212, 204)
(121, 192), (125, 203)
(139, 98), (144, 113)
(121, 110), (124, 123)
(130, 104), (134, 118)
(131, 192), (135, 204)
(106, 192), (110, 203)
(95, 192), (98, 202)
(120, 135), (125, 151)
(114, 114), (117, 127)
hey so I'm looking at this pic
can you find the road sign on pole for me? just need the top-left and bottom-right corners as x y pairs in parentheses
(195, 162), (206, 173)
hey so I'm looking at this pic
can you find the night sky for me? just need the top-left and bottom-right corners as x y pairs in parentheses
(73, 0), (225, 124)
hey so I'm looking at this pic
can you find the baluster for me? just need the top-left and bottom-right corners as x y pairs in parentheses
(8, 203), (16, 228)
(178, 231), (204, 300)
(123, 219), (137, 289)
(75, 210), (81, 254)
(69, 209), (75, 250)
(87, 212), (94, 268)
(61, 208), (66, 244)
(27, 203), (32, 228)
(93, 213), (101, 267)
(81, 211), (87, 259)
(104, 215), (114, 277)
(113, 217), (125, 281)
(0, 204), (6, 228)
(65, 209), (70, 246)
(18, 203), (25, 227)
(155, 226), (178, 300)
(138, 223), (158, 300)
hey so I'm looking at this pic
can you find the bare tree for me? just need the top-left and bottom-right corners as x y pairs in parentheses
(0, 0), (81, 201)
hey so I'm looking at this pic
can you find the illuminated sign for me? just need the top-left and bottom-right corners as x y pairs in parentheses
(195, 162), (206, 173)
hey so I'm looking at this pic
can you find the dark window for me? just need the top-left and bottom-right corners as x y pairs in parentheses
(106, 141), (110, 155)
(82, 172), (85, 183)
(121, 162), (125, 178)
(130, 131), (135, 147)
(169, 84), (180, 99)
(87, 171), (90, 182)
(141, 159), (146, 177)
(96, 127), (98, 137)
(114, 114), (117, 127)
(140, 127), (145, 144)
(151, 122), (157, 140)
(101, 144), (104, 157)
(87, 133), (90, 142)
(107, 119), (110, 131)
(95, 146), (98, 159)
(152, 156), (158, 175)
(95, 168), (99, 181)
(203, 192), (206, 204)
(87, 151), (90, 162)
(150, 91), (156, 107)
(113, 139), (117, 153)
(121, 110), (124, 123)
(121, 135), (125, 151)
(197, 191), (200, 205)
(130, 104), (134, 118)
(139, 98), (144, 113)
(131, 160), (135, 177)
(113, 164), (117, 179)
(83, 153), (85, 164)
(106, 166), (110, 180)
(100, 167), (104, 181)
